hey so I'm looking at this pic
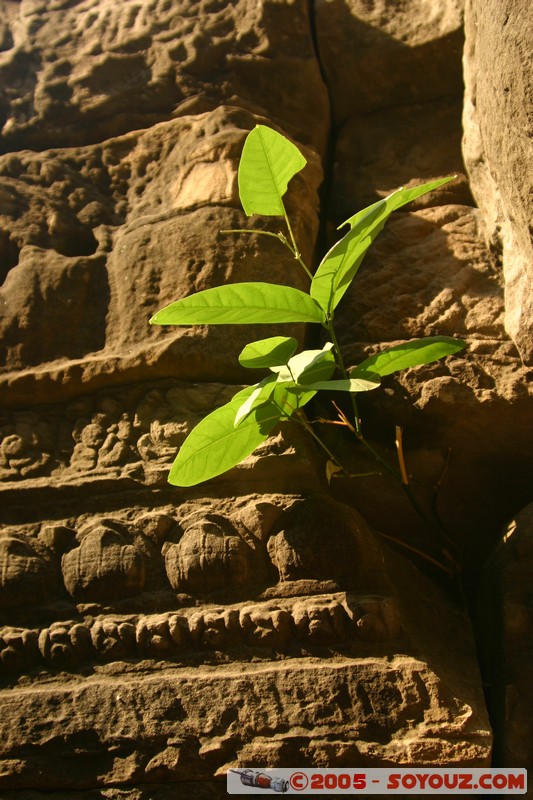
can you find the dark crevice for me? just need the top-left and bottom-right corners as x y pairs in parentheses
(303, 0), (337, 357)
(0, 229), (20, 284)
(306, 0), (330, 99)
(306, 0), (336, 266)
(52, 226), (99, 258)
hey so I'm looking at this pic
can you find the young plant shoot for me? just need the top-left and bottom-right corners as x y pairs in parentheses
(150, 125), (465, 502)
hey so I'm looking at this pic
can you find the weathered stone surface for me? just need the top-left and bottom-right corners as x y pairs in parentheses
(0, 491), (491, 792)
(0, 0), (329, 154)
(0, 657), (490, 791)
(336, 206), (502, 345)
(316, 0), (464, 116)
(0, 107), (323, 404)
(316, 0), (468, 223)
(0, 379), (320, 496)
(478, 504), (533, 771)
(328, 101), (472, 223)
(463, 0), (533, 363)
(0, 532), (62, 611)
(61, 519), (165, 603)
(0, 372), (491, 791)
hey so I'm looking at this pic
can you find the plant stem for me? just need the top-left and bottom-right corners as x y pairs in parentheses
(220, 228), (292, 250)
(356, 431), (457, 566)
(376, 531), (450, 574)
(221, 228), (282, 239)
(283, 212), (314, 281)
(395, 426), (409, 485)
(326, 319), (406, 487)
(277, 204), (459, 577)
(324, 316), (459, 572)
(293, 410), (348, 475)
(326, 318), (362, 436)
(222, 224), (315, 282)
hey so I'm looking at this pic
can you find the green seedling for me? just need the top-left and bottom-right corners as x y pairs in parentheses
(151, 125), (465, 570)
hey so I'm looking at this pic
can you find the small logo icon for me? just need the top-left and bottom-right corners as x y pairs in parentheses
(229, 768), (289, 793)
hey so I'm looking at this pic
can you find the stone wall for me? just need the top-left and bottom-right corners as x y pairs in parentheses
(0, 0), (531, 796)
(463, 0), (533, 364)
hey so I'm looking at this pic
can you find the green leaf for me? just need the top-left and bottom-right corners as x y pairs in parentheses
(271, 343), (336, 384)
(310, 176), (456, 315)
(270, 380), (320, 416)
(238, 336), (298, 368)
(288, 388), (317, 411)
(310, 226), (374, 315)
(344, 177), (455, 230)
(238, 125), (307, 216)
(234, 375), (278, 426)
(350, 336), (466, 379)
(168, 385), (283, 487)
(270, 380), (305, 415)
(150, 282), (325, 326)
(275, 380), (318, 413)
(293, 376), (380, 393)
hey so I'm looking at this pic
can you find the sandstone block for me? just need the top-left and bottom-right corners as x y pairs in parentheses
(463, 0), (533, 363)
(0, 0), (329, 153)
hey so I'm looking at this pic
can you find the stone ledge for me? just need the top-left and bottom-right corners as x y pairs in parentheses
(0, 656), (491, 792)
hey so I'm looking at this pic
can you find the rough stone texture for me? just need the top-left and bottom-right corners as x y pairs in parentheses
(0, 379), (320, 493)
(0, 490), (491, 792)
(0, 107), (323, 404)
(315, 0), (470, 223)
(0, 0), (329, 154)
(463, 0), (533, 364)
(0, 371), (492, 790)
(0, 658), (489, 788)
(0, 380), (491, 792)
(478, 504), (533, 770)
(2, 0), (533, 792)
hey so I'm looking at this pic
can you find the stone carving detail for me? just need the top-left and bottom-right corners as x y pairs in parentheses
(37, 620), (94, 668)
(164, 515), (258, 595)
(0, 412), (57, 480)
(61, 518), (166, 604)
(0, 108), (322, 407)
(0, 492), (404, 677)
(0, 532), (61, 611)
(0, 381), (235, 483)
(0, 593), (403, 675)
(267, 495), (384, 587)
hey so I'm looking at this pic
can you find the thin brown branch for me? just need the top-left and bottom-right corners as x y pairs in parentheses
(376, 531), (451, 574)
(395, 425), (409, 485)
